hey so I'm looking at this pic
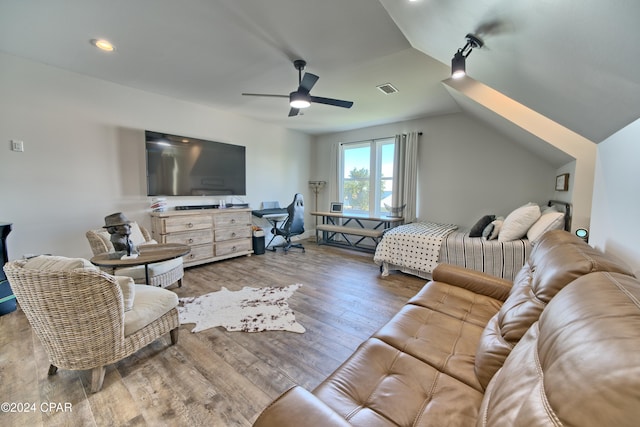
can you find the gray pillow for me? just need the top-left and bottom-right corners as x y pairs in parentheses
(470, 215), (496, 237)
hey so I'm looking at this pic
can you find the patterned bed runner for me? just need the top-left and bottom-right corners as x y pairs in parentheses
(374, 222), (458, 276)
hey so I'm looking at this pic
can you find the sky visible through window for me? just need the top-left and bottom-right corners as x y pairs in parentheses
(343, 145), (393, 178)
(342, 140), (395, 215)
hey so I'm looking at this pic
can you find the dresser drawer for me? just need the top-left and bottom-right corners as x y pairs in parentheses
(157, 215), (212, 234)
(164, 229), (213, 246)
(213, 211), (251, 228)
(214, 226), (251, 242)
(183, 244), (214, 265)
(215, 239), (252, 257)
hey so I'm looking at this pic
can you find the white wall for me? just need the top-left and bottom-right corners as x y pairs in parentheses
(0, 52), (312, 260)
(312, 114), (558, 228)
(590, 118), (640, 276)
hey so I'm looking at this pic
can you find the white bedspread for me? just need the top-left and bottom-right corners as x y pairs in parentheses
(374, 222), (458, 276)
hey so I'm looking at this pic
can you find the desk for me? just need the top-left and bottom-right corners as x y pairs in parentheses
(91, 243), (190, 286)
(252, 208), (289, 249)
(311, 212), (403, 253)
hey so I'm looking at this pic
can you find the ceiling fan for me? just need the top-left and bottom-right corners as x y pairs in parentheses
(242, 59), (354, 117)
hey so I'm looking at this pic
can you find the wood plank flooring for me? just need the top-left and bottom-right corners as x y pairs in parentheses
(0, 240), (426, 426)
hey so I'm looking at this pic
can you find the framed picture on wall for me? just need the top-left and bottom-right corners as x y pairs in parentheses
(330, 202), (343, 213)
(555, 173), (569, 191)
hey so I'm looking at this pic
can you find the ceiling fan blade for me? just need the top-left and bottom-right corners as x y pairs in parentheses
(242, 93), (289, 98)
(288, 107), (300, 117)
(310, 96), (354, 109)
(299, 72), (319, 92)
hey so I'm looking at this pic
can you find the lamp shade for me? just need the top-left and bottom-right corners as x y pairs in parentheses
(289, 91), (311, 108)
(451, 50), (466, 79)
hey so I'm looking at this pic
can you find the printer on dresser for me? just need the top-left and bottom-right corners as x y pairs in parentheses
(150, 208), (253, 267)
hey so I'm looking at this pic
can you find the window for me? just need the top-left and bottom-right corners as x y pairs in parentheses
(340, 138), (395, 216)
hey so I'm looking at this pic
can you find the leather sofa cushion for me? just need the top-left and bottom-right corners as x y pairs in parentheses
(478, 272), (640, 427)
(313, 338), (484, 426)
(374, 304), (485, 391)
(408, 281), (503, 328)
(474, 230), (634, 389)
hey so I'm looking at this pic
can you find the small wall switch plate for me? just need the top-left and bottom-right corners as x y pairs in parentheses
(11, 140), (24, 152)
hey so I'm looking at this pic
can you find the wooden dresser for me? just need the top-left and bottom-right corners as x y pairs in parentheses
(150, 208), (253, 267)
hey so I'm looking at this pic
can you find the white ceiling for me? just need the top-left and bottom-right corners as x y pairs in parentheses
(1, 0), (638, 165)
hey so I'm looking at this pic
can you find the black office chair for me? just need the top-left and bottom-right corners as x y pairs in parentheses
(270, 193), (305, 253)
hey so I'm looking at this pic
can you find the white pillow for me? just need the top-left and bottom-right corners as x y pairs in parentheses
(498, 203), (541, 242)
(486, 219), (504, 240)
(129, 222), (147, 246)
(23, 255), (97, 271)
(527, 211), (565, 243)
(113, 275), (136, 311)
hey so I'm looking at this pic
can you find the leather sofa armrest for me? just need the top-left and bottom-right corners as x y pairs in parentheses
(253, 386), (351, 427)
(432, 263), (513, 301)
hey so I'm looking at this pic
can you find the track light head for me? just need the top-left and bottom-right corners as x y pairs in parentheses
(451, 50), (466, 79)
(451, 33), (484, 79)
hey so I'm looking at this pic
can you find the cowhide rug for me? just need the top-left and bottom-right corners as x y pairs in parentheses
(178, 284), (305, 333)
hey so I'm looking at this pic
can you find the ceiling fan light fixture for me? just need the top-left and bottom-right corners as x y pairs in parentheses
(290, 91), (311, 109)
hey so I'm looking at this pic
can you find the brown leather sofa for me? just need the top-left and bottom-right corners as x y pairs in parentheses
(253, 230), (640, 426)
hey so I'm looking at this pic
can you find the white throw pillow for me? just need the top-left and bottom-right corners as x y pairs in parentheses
(114, 275), (136, 311)
(129, 222), (147, 246)
(527, 211), (565, 243)
(498, 203), (541, 242)
(486, 219), (504, 240)
(23, 255), (97, 271)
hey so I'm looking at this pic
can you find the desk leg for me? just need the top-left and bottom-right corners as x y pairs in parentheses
(145, 264), (151, 286)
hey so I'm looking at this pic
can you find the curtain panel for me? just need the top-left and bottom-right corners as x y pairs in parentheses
(392, 132), (419, 223)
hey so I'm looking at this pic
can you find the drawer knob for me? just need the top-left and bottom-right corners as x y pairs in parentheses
(187, 222), (194, 228)
(188, 238), (194, 244)
(232, 246), (237, 252)
(231, 219), (236, 224)
(231, 232), (236, 238)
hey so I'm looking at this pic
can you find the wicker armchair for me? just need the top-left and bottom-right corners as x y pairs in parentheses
(86, 222), (183, 288)
(3, 257), (179, 393)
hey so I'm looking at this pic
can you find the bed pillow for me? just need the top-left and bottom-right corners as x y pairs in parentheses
(470, 215), (496, 237)
(498, 203), (541, 242)
(526, 211), (565, 243)
(484, 218), (504, 240)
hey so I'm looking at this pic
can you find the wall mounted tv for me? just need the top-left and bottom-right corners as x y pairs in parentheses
(145, 130), (246, 197)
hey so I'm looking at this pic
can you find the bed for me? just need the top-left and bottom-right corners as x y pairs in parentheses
(374, 200), (572, 281)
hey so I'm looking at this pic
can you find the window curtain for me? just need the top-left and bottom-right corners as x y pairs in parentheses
(392, 132), (419, 223)
(329, 141), (340, 205)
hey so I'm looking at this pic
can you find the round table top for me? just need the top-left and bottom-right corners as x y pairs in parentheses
(90, 243), (191, 268)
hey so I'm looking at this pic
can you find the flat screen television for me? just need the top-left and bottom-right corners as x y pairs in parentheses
(145, 130), (246, 196)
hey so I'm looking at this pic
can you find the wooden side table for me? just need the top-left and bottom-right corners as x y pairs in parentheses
(90, 243), (190, 286)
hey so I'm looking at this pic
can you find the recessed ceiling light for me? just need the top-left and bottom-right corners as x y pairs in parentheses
(90, 38), (115, 52)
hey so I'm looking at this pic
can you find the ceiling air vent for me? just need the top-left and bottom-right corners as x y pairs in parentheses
(376, 83), (398, 94)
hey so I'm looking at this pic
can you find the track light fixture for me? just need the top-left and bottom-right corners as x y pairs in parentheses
(451, 33), (484, 79)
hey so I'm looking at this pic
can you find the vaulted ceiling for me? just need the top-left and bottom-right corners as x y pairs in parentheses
(1, 0), (638, 166)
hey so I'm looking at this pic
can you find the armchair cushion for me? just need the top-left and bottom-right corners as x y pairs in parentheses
(124, 285), (179, 336)
(114, 257), (182, 281)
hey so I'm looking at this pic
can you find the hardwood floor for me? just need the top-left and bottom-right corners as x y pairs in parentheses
(0, 240), (426, 426)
